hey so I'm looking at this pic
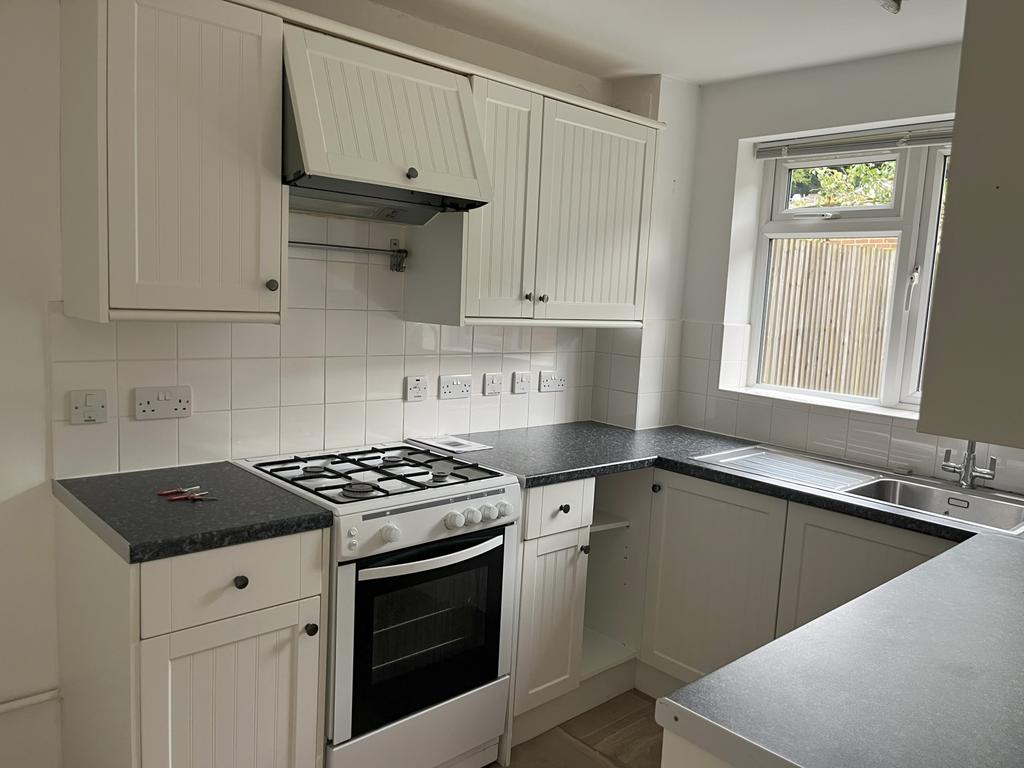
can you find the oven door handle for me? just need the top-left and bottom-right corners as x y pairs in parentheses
(357, 535), (503, 581)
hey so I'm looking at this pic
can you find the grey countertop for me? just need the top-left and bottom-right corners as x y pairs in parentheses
(656, 533), (1024, 768)
(460, 422), (979, 542)
(53, 462), (332, 563)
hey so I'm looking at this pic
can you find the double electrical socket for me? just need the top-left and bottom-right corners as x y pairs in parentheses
(439, 374), (473, 400)
(134, 385), (192, 420)
(538, 371), (567, 392)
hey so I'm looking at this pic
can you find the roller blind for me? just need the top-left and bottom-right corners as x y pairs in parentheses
(754, 121), (953, 160)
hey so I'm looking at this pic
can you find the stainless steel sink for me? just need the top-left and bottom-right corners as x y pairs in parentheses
(846, 478), (1024, 533)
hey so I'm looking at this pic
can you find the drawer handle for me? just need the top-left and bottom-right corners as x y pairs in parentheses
(265, 278), (280, 292)
(406, 167), (419, 180)
(580, 545), (591, 555)
(304, 623), (319, 637)
(559, 504), (571, 514)
(233, 575), (249, 590)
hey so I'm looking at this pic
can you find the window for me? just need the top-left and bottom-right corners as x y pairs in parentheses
(751, 144), (950, 410)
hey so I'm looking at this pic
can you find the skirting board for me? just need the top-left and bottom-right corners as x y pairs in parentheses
(634, 661), (685, 700)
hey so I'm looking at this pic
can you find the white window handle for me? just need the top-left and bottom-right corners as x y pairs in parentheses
(903, 264), (921, 312)
(793, 211), (839, 220)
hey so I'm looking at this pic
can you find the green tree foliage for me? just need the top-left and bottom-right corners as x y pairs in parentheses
(789, 161), (896, 208)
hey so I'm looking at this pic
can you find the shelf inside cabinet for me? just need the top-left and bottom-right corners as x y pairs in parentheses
(590, 511), (631, 534)
(581, 627), (637, 681)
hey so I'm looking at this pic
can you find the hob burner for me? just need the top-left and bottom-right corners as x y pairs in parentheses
(431, 470), (451, 482)
(381, 455), (404, 466)
(301, 465), (329, 476)
(341, 482), (378, 499)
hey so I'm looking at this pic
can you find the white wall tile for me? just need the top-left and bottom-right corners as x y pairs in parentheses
(679, 357), (710, 395)
(581, 328), (597, 353)
(474, 326), (504, 354)
(326, 310), (368, 356)
(889, 427), (938, 476)
(736, 396), (772, 442)
(639, 321), (665, 359)
(281, 309), (326, 358)
(680, 320), (712, 359)
(177, 323), (231, 359)
(404, 356), (439, 398)
(178, 411), (231, 464)
(403, 400), (439, 438)
(677, 392), (706, 429)
(579, 352), (596, 387)
(52, 420), (118, 478)
(770, 404), (809, 450)
(527, 391), (556, 427)
(117, 322), (177, 360)
(595, 329), (614, 355)
(441, 325), (474, 354)
(469, 396), (500, 432)
(593, 353), (611, 388)
(325, 402), (365, 448)
(280, 405), (325, 453)
(590, 387), (609, 422)
(705, 397), (738, 436)
(556, 328), (582, 354)
(117, 360), (177, 415)
(846, 418), (892, 467)
(366, 356), (405, 400)
(438, 399), (472, 434)
(326, 216), (369, 249)
(503, 327), (531, 353)
(367, 312), (405, 355)
(366, 401), (404, 442)
(607, 390), (639, 428)
(288, 259), (327, 309)
(663, 321), (683, 359)
(529, 350), (557, 375)
(499, 392), (529, 429)
(51, 361), (118, 420)
(231, 408), (280, 458)
(231, 323), (280, 358)
(637, 357), (665, 395)
(635, 393), (662, 430)
(367, 221), (404, 252)
(367, 265), (404, 311)
(178, 359), (231, 412)
(611, 327), (641, 357)
(991, 446), (1024, 494)
(441, 354), (473, 375)
(406, 323), (440, 355)
(326, 262), (368, 309)
(119, 417), (178, 471)
(231, 358), (280, 409)
(290, 211), (328, 243)
(531, 327), (558, 354)
(473, 355), (502, 390)
(281, 358), (325, 406)
(608, 355), (640, 393)
(325, 357), (366, 403)
(806, 411), (849, 458)
(49, 304), (117, 361)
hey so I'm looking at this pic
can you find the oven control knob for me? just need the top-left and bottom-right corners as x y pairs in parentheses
(444, 511), (466, 530)
(381, 524), (402, 544)
(480, 503), (499, 521)
(463, 507), (482, 525)
(495, 500), (513, 518)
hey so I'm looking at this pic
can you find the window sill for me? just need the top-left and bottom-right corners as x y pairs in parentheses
(722, 385), (920, 422)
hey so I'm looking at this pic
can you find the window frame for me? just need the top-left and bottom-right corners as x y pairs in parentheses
(748, 146), (939, 411)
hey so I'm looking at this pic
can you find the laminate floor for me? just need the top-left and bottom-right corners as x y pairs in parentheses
(505, 691), (662, 768)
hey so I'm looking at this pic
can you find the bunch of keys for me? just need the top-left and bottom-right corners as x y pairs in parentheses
(157, 485), (217, 503)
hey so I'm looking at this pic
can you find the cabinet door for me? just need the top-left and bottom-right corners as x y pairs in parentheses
(776, 504), (953, 636)
(463, 79), (543, 318)
(514, 527), (590, 715)
(140, 598), (321, 768)
(534, 101), (655, 321)
(641, 472), (786, 682)
(107, 0), (283, 312)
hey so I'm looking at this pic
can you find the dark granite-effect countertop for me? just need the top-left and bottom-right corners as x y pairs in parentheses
(53, 462), (332, 563)
(656, 533), (1024, 768)
(459, 422), (980, 543)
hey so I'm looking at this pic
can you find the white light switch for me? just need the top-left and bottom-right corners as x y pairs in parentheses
(512, 371), (531, 394)
(70, 389), (108, 425)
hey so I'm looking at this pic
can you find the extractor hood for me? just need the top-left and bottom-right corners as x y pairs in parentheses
(282, 26), (491, 225)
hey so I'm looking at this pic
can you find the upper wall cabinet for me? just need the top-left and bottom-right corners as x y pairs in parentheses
(61, 0), (285, 323)
(282, 26), (491, 210)
(404, 79), (659, 327)
(918, 1), (1024, 447)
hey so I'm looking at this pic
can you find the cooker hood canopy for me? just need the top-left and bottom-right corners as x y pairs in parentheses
(282, 26), (492, 225)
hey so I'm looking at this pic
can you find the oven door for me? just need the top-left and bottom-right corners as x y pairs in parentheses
(334, 526), (513, 743)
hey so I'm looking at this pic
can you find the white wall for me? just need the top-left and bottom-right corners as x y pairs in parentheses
(0, 1), (62, 766)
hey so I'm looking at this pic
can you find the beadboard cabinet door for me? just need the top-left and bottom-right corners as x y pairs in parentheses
(641, 472), (787, 682)
(463, 79), (544, 318)
(106, 0), (283, 313)
(534, 101), (655, 321)
(140, 598), (321, 768)
(775, 504), (953, 637)
(514, 527), (590, 715)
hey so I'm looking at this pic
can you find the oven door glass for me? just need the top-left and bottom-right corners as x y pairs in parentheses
(351, 526), (505, 737)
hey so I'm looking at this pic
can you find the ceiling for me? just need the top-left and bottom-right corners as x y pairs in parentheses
(363, 0), (966, 83)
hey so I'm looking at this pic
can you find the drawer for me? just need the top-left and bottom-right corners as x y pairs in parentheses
(524, 478), (594, 539)
(141, 530), (324, 638)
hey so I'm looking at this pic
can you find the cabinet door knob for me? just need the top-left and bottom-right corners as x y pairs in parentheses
(406, 167), (419, 180)
(580, 545), (591, 555)
(524, 292), (534, 301)
(233, 575), (249, 590)
(539, 294), (550, 303)
(559, 503), (571, 514)
(304, 623), (319, 637)
(265, 278), (280, 292)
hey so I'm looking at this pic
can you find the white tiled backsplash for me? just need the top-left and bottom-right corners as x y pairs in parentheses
(49, 213), (596, 478)
(674, 319), (1024, 496)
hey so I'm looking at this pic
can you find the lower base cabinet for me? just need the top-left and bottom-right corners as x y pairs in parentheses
(775, 503), (954, 636)
(640, 471), (787, 682)
(514, 526), (591, 715)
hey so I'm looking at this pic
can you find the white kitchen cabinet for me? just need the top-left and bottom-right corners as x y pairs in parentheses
(140, 598), (322, 768)
(776, 503), (953, 636)
(463, 80), (544, 318)
(641, 471), (787, 683)
(62, 0), (285, 322)
(514, 526), (591, 715)
(533, 101), (655, 322)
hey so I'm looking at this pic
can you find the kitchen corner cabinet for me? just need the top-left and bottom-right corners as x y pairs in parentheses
(404, 80), (658, 327)
(918, 1), (1024, 448)
(61, 0), (285, 323)
(775, 503), (953, 637)
(641, 471), (787, 683)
